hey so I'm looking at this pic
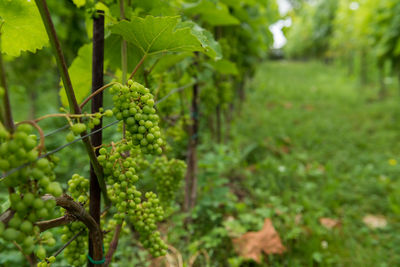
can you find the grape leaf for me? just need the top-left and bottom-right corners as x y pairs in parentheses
(0, 0), (48, 57)
(110, 16), (221, 60)
(104, 34), (143, 74)
(177, 21), (222, 60)
(183, 0), (240, 27)
(60, 44), (92, 107)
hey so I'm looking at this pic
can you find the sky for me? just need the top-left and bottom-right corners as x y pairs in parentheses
(269, 0), (292, 49)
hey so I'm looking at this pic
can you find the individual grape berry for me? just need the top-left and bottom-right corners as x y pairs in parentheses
(71, 123), (87, 136)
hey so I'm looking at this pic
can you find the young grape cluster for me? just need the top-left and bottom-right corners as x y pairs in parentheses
(65, 108), (114, 142)
(61, 174), (90, 266)
(67, 173), (90, 203)
(61, 222), (88, 266)
(151, 157), (186, 207)
(97, 143), (167, 257)
(98, 143), (141, 223)
(0, 123), (62, 261)
(129, 192), (167, 257)
(110, 80), (164, 154)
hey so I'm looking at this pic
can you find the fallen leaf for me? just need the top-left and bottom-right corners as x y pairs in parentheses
(246, 165), (257, 173)
(283, 102), (292, 109)
(319, 218), (341, 229)
(233, 218), (286, 263)
(280, 145), (291, 154)
(303, 104), (314, 111)
(363, 215), (387, 229)
(275, 208), (284, 216)
(295, 214), (303, 225)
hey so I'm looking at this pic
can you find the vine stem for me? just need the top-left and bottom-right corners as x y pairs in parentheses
(0, 31), (16, 195)
(16, 120), (45, 155)
(33, 0), (80, 114)
(35, 215), (74, 232)
(80, 82), (118, 109)
(42, 194), (103, 263)
(13, 241), (36, 266)
(34, 112), (100, 122)
(119, 0), (127, 84)
(128, 55), (147, 80)
(34, 0), (110, 206)
(0, 33), (15, 132)
(105, 222), (123, 266)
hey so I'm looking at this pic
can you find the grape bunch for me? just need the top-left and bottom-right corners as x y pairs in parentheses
(128, 192), (167, 257)
(151, 157), (186, 207)
(97, 143), (141, 223)
(0, 123), (62, 261)
(97, 143), (167, 257)
(67, 173), (90, 204)
(61, 222), (88, 266)
(1, 193), (57, 255)
(60, 174), (90, 266)
(65, 108), (113, 142)
(110, 80), (164, 154)
(35, 231), (57, 267)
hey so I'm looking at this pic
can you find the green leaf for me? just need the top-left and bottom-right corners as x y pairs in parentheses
(59, 44), (92, 107)
(0, 0), (48, 57)
(209, 59), (239, 75)
(183, 0), (240, 26)
(72, 0), (86, 8)
(104, 34), (143, 74)
(110, 16), (220, 59)
(177, 21), (222, 60)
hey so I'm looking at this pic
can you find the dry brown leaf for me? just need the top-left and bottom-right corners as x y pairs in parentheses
(303, 104), (314, 111)
(233, 218), (286, 263)
(275, 208), (284, 216)
(319, 218), (341, 229)
(283, 102), (293, 109)
(363, 215), (387, 229)
(295, 214), (303, 225)
(280, 145), (291, 154)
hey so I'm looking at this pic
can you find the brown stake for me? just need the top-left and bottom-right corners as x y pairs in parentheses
(89, 10), (105, 267)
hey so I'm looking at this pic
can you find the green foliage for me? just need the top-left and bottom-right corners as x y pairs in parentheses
(0, 0), (48, 57)
(111, 16), (220, 58)
(59, 43), (92, 107)
(285, 0), (338, 58)
(183, 0), (240, 26)
(0, 0), (281, 266)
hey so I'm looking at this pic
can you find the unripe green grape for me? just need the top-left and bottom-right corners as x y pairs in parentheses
(3, 228), (19, 241)
(20, 220), (33, 233)
(36, 245), (46, 260)
(71, 123), (86, 136)
(0, 222), (4, 235)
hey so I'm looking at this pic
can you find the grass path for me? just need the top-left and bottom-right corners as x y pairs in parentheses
(232, 61), (400, 266)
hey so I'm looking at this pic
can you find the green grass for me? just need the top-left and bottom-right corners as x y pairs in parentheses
(229, 61), (400, 266)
